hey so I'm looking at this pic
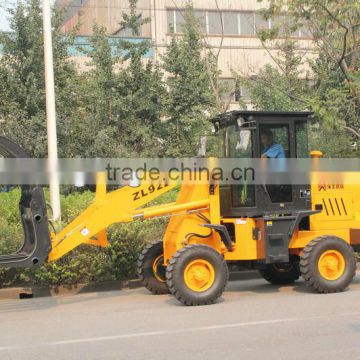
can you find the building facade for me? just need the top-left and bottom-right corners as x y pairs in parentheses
(57, 0), (314, 107)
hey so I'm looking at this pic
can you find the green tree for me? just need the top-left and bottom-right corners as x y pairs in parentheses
(241, 40), (308, 111)
(239, 1), (360, 156)
(259, 0), (360, 143)
(75, 1), (165, 157)
(162, 9), (216, 156)
(61, 22), (159, 158)
(65, 24), (122, 157)
(115, 2), (166, 156)
(0, 0), (79, 157)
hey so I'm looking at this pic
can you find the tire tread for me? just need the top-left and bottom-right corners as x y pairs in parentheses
(300, 236), (356, 293)
(137, 240), (169, 295)
(166, 244), (228, 306)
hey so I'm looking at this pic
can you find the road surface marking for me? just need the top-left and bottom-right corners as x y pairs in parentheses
(1, 311), (360, 351)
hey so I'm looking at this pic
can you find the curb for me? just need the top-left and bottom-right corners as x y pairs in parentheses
(0, 271), (259, 300)
(0, 278), (145, 300)
(30, 279), (144, 298)
(1, 266), (359, 301)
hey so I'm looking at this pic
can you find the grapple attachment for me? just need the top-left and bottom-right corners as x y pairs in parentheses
(0, 137), (51, 268)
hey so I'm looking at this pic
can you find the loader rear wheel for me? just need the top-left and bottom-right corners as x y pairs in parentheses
(300, 236), (356, 293)
(259, 255), (300, 285)
(166, 244), (228, 306)
(137, 241), (169, 295)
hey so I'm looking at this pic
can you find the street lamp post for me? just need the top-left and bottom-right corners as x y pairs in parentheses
(42, 0), (61, 221)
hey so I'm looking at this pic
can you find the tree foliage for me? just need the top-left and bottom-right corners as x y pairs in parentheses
(257, 0), (360, 142)
(162, 9), (216, 156)
(240, 0), (360, 156)
(242, 40), (308, 112)
(0, 0), (79, 156)
(0, 0), (217, 158)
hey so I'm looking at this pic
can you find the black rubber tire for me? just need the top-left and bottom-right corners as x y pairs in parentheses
(166, 244), (229, 306)
(259, 255), (300, 285)
(137, 241), (169, 295)
(300, 236), (356, 293)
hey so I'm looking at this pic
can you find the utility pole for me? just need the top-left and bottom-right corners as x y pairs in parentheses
(42, 0), (61, 221)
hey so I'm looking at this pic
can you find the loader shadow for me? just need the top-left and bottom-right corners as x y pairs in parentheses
(225, 273), (360, 296)
(352, 274), (360, 284)
(163, 279), (313, 307)
(1, 274), (358, 312)
(225, 278), (312, 295)
(164, 295), (225, 307)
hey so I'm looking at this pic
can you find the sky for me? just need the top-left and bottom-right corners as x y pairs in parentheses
(0, 3), (12, 31)
(0, 0), (56, 31)
(0, 0), (16, 31)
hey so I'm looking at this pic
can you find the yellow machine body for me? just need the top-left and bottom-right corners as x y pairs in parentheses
(47, 171), (360, 264)
(1, 112), (357, 304)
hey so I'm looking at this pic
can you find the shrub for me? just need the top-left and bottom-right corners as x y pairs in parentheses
(0, 188), (176, 287)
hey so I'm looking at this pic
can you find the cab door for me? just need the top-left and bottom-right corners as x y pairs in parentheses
(220, 119), (311, 217)
(220, 124), (258, 217)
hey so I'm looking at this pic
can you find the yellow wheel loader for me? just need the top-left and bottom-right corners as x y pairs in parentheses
(0, 111), (358, 306)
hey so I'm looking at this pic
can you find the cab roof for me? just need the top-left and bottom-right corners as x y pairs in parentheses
(211, 110), (313, 129)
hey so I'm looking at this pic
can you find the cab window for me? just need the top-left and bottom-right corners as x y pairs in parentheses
(227, 125), (256, 207)
(259, 124), (292, 203)
(259, 124), (290, 158)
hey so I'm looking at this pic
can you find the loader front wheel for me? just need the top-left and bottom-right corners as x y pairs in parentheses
(166, 244), (228, 306)
(259, 255), (300, 285)
(300, 236), (356, 293)
(137, 241), (169, 295)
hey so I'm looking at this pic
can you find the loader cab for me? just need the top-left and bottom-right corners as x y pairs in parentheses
(210, 110), (313, 218)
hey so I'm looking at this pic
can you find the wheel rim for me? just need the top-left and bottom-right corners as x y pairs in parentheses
(152, 255), (166, 283)
(318, 250), (345, 280)
(184, 259), (215, 292)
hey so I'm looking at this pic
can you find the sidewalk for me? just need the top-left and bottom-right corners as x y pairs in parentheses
(1, 264), (359, 300)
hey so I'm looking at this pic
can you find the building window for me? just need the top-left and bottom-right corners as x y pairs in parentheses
(223, 12), (238, 35)
(115, 14), (143, 37)
(271, 16), (311, 38)
(208, 11), (222, 35)
(219, 78), (236, 102)
(167, 9), (311, 38)
(167, 10), (175, 31)
(299, 25), (311, 38)
(219, 79), (248, 103)
(168, 9), (261, 35)
(272, 15), (288, 36)
(240, 12), (255, 35)
(193, 11), (207, 33)
(255, 13), (269, 32)
(239, 86), (251, 102)
(175, 10), (185, 32)
(217, 78), (254, 103)
(235, 82), (241, 102)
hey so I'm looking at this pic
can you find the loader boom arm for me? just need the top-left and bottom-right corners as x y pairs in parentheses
(0, 136), (216, 267)
(48, 178), (212, 262)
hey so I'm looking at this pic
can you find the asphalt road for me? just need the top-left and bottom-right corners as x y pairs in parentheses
(0, 275), (360, 360)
